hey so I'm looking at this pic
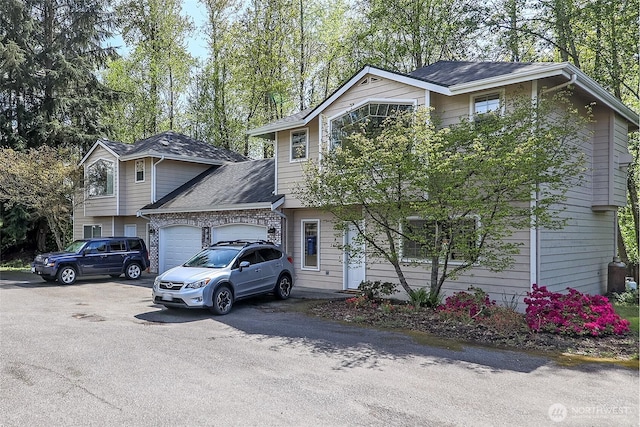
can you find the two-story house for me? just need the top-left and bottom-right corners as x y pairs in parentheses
(74, 131), (252, 273)
(244, 61), (638, 302)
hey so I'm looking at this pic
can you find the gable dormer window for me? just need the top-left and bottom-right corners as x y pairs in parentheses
(135, 159), (145, 182)
(86, 159), (114, 197)
(330, 102), (414, 148)
(290, 129), (308, 161)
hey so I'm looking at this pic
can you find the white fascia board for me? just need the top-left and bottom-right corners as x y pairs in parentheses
(271, 196), (285, 210)
(120, 152), (226, 165)
(448, 64), (569, 95)
(448, 63), (638, 125)
(303, 66), (451, 125)
(571, 69), (639, 126)
(248, 120), (305, 138)
(139, 202), (274, 215)
(78, 140), (120, 166)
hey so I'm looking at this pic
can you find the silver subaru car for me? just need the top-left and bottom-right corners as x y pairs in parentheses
(152, 240), (294, 315)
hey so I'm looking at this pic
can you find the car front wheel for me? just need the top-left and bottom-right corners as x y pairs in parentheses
(57, 266), (77, 285)
(210, 285), (233, 315)
(124, 262), (142, 280)
(274, 274), (292, 299)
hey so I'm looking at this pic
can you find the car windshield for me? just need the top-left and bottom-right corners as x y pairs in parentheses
(183, 248), (240, 268)
(64, 240), (88, 253)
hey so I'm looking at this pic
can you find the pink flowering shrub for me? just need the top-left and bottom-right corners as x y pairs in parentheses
(524, 284), (630, 336)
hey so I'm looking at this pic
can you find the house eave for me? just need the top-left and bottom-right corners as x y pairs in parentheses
(78, 140), (121, 166)
(139, 202), (277, 216)
(120, 153), (228, 165)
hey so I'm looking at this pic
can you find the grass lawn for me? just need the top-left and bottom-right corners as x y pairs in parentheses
(614, 304), (640, 335)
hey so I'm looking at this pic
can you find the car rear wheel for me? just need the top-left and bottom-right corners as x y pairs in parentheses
(274, 274), (292, 299)
(57, 266), (77, 285)
(210, 285), (233, 315)
(124, 262), (142, 280)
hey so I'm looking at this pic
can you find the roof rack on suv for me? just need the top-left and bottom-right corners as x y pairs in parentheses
(211, 240), (274, 248)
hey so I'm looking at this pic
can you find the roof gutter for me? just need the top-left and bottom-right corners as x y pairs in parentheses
(152, 156), (165, 203)
(541, 73), (577, 94)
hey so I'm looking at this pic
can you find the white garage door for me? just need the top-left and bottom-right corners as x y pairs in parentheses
(159, 226), (202, 273)
(212, 224), (267, 243)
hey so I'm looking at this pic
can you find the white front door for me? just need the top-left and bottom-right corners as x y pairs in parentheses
(344, 223), (365, 290)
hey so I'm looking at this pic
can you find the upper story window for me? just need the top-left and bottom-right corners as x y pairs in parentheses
(402, 217), (478, 263)
(474, 93), (501, 115)
(135, 159), (145, 182)
(330, 102), (414, 148)
(290, 129), (308, 161)
(86, 159), (114, 198)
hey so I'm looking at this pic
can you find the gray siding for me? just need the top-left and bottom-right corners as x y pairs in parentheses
(121, 158), (152, 215)
(155, 160), (210, 200)
(82, 146), (118, 217)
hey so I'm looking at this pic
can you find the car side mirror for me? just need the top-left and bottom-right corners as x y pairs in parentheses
(82, 249), (91, 256)
(239, 260), (250, 271)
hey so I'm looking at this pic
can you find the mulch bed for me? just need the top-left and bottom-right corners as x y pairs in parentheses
(309, 299), (640, 362)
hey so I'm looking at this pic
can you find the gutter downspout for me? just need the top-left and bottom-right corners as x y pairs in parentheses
(271, 205), (287, 251)
(152, 156), (165, 203)
(541, 73), (577, 94)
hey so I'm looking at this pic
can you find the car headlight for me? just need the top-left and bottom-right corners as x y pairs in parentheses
(186, 278), (211, 289)
(44, 258), (55, 267)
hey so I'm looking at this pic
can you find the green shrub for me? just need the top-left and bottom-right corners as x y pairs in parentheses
(613, 289), (639, 306)
(357, 280), (397, 300)
(408, 287), (442, 308)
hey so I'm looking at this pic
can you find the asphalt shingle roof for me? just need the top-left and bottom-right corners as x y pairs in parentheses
(124, 131), (247, 162)
(141, 158), (280, 211)
(409, 61), (559, 87)
(93, 131), (247, 163)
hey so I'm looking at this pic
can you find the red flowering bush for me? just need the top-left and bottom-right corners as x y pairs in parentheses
(524, 284), (630, 336)
(438, 287), (497, 320)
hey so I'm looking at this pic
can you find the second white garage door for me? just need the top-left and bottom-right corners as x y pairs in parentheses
(212, 224), (267, 243)
(159, 225), (202, 273)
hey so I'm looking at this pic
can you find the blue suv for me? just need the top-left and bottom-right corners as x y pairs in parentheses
(32, 237), (150, 285)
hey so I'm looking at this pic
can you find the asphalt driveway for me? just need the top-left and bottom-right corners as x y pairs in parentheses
(1, 271), (638, 426)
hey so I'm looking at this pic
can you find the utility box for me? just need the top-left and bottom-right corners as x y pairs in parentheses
(607, 257), (627, 293)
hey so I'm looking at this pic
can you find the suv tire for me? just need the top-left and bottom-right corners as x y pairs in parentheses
(124, 262), (142, 280)
(274, 274), (292, 299)
(57, 265), (77, 285)
(210, 285), (233, 315)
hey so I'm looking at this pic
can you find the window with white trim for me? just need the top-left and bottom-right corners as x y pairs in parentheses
(290, 129), (308, 161)
(86, 159), (114, 197)
(83, 225), (102, 238)
(330, 102), (414, 148)
(302, 220), (319, 269)
(135, 159), (145, 182)
(402, 217), (477, 262)
(473, 93), (501, 115)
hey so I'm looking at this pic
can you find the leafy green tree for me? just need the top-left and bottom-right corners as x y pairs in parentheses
(352, 0), (484, 72)
(103, 0), (194, 142)
(0, 146), (81, 251)
(0, 0), (116, 151)
(298, 96), (588, 299)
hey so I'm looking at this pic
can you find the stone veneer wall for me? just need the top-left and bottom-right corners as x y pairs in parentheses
(148, 209), (282, 273)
